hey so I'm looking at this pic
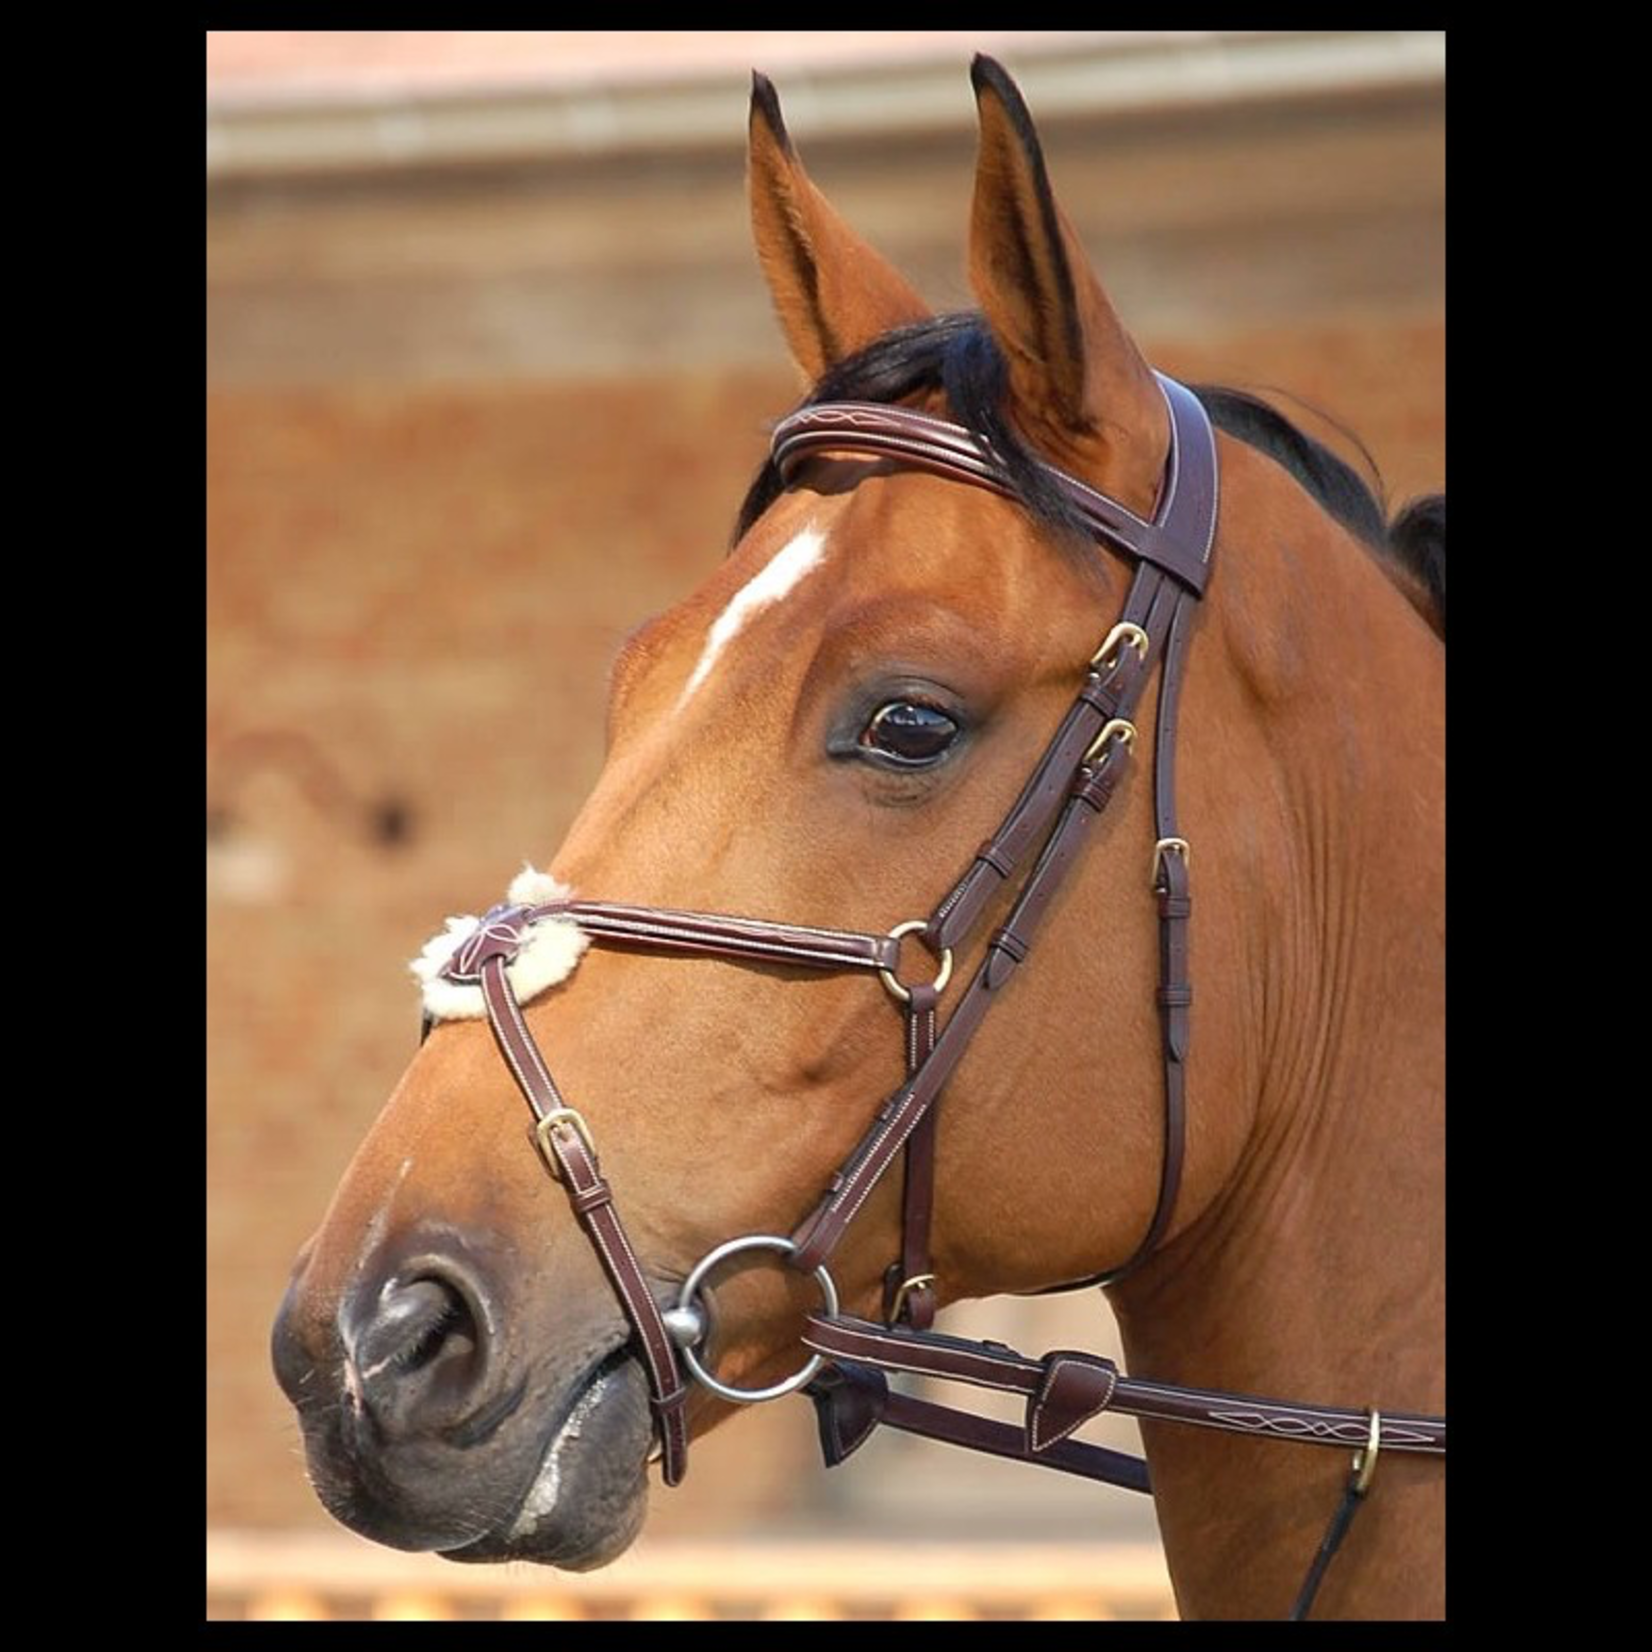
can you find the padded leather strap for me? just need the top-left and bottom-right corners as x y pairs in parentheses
(772, 374), (1215, 596)
(884, 982), (939, 1330)
(803, 1314), (1446, 1457)
(531, 899), (900, 975)
(925, 562), (1160, 952)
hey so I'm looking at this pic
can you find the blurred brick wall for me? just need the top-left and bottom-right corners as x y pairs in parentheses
(207, 367), (819, 1537)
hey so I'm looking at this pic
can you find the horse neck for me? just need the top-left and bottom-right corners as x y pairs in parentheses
(1109, 444), (1445, 1619)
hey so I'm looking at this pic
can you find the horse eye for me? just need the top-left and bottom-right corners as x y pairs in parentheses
(860, 701), (961, 766)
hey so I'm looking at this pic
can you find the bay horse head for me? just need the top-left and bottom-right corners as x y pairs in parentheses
(272, 59), (1444, 1618)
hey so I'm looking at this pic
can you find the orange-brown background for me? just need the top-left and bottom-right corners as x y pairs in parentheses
(207, 31), (1442, 1555)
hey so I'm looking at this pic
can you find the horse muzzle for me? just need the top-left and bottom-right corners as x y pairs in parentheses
(271, 1231), (655, 1566)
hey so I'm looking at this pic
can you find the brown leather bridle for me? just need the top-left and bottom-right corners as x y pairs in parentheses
(428, 373), (1445, 1618)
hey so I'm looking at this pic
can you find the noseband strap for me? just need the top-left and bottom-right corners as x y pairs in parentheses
(548, 901), (902, 974)
(443, 917), (691, 1483)
(434, 899), (917, 1485)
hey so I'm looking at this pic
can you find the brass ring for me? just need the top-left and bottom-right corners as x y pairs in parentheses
(1352, 1409), (1381, 1496)
(878, 919), (954, 1005)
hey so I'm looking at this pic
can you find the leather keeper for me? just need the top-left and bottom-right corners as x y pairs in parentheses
(882, 1261), (937, 1330)
(1072, 769), (1119, 812)
(974, 841), (1014, 878)
(569, 1179), (616, 1215)
(1027, 1351), (1120, 1454)
(648, 1383), (689, 1415)
(1078, 676), (1122, 717)
(899, 1284), (936, 1331)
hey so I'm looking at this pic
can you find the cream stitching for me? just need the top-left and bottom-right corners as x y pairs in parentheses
(811, 1324), (1039, 1393)
(572, 905), (890, 960)
(827, 1089), (929, 1236)
(814, 1343), (1027, 1397)
(1031, 1357), (1117, 1451)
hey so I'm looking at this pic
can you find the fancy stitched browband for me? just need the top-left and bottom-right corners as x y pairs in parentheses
(423, 373), (1445, 1619)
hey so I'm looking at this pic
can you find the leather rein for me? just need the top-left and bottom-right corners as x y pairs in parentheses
(426, 374), (1445, 1618)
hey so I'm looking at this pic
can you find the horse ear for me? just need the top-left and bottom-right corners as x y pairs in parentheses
(749, 72), (931, 381)
(967, 56), (1166, 508)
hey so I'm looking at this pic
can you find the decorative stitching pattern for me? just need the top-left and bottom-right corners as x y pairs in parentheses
(1206, 1410), (1439, 1450)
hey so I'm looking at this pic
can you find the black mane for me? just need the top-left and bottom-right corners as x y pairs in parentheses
(735, 313), (1444, 634)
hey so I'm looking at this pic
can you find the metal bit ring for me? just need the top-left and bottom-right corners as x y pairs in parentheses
(672, 1235), (840, 1405)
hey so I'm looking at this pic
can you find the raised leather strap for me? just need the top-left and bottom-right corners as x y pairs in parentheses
(883, 982), (939, 1330)
(1149, 375), (1220, 577)
(463, 939), (690, 1485)
(536, 900), (900, 975)
(1091, 383), (1211, 1282)
(773, 375), (1214, 596)
(789, 732), (1138, 1275)
(925, 562), (1161, 952)
(803, 1314), (1446, 1457)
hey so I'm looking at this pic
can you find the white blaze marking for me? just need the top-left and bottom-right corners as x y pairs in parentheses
(677, 521), (829, 709)
(340, 1154), (416, 1406)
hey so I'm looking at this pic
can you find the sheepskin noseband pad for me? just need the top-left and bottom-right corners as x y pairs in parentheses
(411, 867), (589, 1024)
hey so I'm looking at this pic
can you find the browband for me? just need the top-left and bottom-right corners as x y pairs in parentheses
(771, 374), (1217, 597)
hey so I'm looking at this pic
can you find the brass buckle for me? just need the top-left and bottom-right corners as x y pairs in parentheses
(888, 1272), (937, 1323)
(1089, 622), (1149, 673)
(1152, 836), (1190, 888)
(878, 920), (954, 1006)
(1083, 717), (1137, 767)
(1351, 1409), (1381, 1496)
(534, 1107), (597, 1180)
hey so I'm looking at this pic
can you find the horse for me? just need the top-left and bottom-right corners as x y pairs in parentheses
(271, 58), (1444, 1620)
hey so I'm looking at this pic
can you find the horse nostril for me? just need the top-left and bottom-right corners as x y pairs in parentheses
(372, 1280), (468, 1370)
(351, 1270), (492, 1438)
